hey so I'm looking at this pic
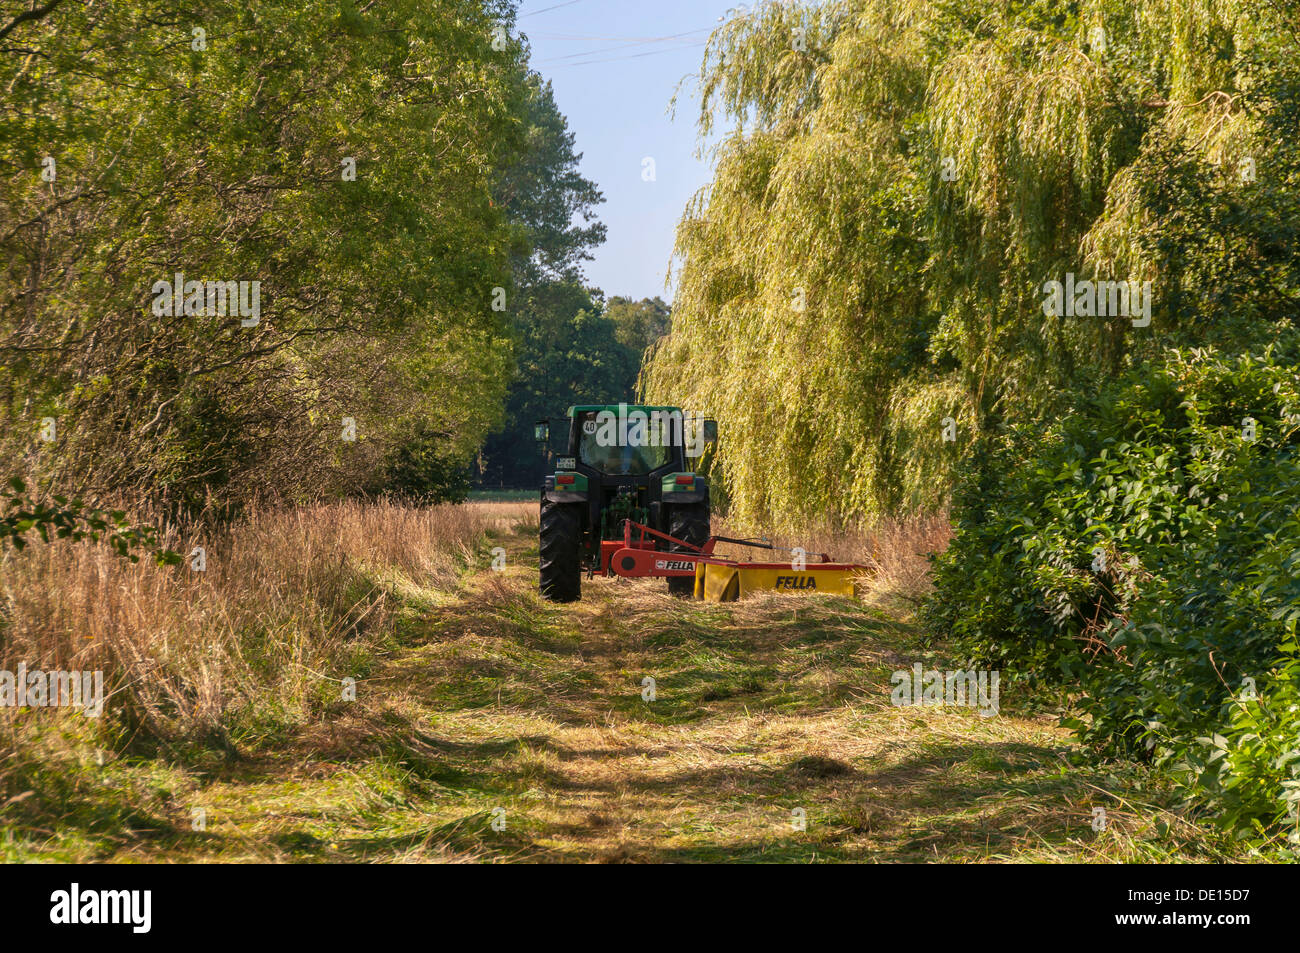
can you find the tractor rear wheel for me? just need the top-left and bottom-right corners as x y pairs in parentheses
(539, 499), (582, 602)
(666, 501), (710, 596)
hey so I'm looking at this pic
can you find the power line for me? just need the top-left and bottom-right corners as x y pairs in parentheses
(548, 40), (707, 69)
(534, 29), (711, 64)
(519, 0), (589, 18)
(532, 32), (705, 41)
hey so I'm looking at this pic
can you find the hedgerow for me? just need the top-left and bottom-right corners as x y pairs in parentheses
(928, 344), (1300, 850)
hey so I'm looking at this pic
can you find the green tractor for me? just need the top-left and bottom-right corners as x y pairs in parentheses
(536, 404), (717, 602)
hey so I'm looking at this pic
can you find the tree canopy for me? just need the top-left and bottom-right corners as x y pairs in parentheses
(1, 0), (533, 514)
(645, 0), (1300, 530)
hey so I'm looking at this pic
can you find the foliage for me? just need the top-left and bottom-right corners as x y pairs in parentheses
(374, 426), (472, 504)
(608, 296), (672, 364)
(927, 344), (1300, 848)
(494, 73), (607, 284)
(1176, 651), (1300, 851)
(645, 0), (1300, 530)
(641, 0), (1300, 848)
(1, 477), (177, 564)
(1, 0), (530, 515)
(468, 63), (630, 490)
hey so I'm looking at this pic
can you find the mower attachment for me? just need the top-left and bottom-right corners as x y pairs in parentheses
(607, 520), (872, 602)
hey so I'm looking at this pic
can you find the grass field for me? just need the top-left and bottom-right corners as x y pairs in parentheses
(466, 489), (536, 502)
(0, 502), (1246, 862)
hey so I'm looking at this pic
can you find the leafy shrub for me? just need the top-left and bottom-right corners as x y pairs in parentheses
(928, 343), (1300, 846)
(1, 477), (176, 564)
(1167, 647), (1300, 850)
(373, 428), (471, 504)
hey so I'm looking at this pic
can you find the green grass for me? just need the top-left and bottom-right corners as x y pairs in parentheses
(0, 506), (1256, 863)
(466, 489), (535, 502)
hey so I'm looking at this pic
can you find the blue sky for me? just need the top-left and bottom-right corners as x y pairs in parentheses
(515, 0), (738, 302)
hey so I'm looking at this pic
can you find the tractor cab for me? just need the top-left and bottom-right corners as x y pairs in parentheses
(578, 422), (672, 475)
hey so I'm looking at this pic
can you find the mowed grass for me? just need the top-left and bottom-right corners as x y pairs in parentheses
(2, 503), (1244, 863)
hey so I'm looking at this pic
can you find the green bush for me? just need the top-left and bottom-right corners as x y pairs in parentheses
(928, 343), (1300, 848)
(373, 428), (470, 504)
(1, 477), (177, 564)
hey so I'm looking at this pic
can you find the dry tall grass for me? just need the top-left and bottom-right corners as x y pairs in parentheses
(0, 501), (497, 749)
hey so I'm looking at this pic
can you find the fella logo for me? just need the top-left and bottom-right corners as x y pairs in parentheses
(50, 883), (151, 933)
(655, 560), (695, 571)
(774, 576), (817, 590)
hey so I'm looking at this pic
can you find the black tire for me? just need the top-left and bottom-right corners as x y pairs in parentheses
(539, 499), (583, 602)
(666, 500), (710, 597)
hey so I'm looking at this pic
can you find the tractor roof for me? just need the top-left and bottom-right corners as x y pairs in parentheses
(566, 404), (682, 416)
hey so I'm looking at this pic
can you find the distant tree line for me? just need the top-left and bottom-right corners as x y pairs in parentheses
(475, 294), (671, 489)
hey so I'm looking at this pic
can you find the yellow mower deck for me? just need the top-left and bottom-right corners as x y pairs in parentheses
(694, 561), (865, 602)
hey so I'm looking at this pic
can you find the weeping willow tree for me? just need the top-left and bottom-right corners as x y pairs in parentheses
(644, 0), (1292, 530)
